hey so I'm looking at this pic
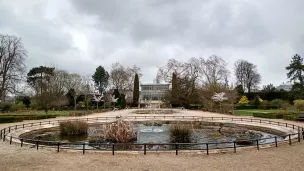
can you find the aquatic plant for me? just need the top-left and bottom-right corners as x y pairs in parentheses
(103, 120), (137, 143)
(59, 120), (88, 136)
(169, 124), (191, 143)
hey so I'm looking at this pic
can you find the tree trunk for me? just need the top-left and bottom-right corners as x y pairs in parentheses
(85, 95), (88, 111)
(74, 97), (77, 111)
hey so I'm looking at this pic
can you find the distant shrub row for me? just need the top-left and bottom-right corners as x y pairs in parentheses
(0, 115), (57, 123)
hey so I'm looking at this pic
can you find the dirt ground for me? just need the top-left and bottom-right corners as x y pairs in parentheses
(0, 140), (303, 171)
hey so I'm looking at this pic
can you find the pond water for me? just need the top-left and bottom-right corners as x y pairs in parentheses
(21, 123), (284, 150)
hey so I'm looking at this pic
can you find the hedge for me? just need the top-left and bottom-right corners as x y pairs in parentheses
(0, 115), (57, 123)
(235, 105), (279, 110)
(253, 112), (283, 119)
(283, 115), (297, 121)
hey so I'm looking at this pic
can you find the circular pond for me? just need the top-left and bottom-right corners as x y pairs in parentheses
(20, 121), (284, 150)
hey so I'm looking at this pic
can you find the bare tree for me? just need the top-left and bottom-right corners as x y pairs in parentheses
(65, 73), (83, 110)
(110, 62), (142, 93)
(157, 58), (201, 106)
(199, 55), (229, 85)
(82, 76), (94, 111)
(234, 60), (261, 93)
(0, 34), (27, 101)
(156, 59), (186, 83)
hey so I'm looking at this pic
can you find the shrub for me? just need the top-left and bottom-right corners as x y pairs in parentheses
(270, 99), (284, 109)
(0, 114), (57, 123)
(238, 96), (249, 105)
(103, 120), (136, 143)
(77, 101), (85, 107)
(294, 100), (304, 111)
(59, 121), (88, 135)
(283, 115), (297, 121)
(253, 111), (294, 119)
(0, 103), (12, 112)
(169, 124), (191, 143)
(30, 101), (38, 110)
(68, 111), (87, 116)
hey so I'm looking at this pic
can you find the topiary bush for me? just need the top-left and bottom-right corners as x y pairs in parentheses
(169, 124), (191, 143)
(59, 121), (88, 135)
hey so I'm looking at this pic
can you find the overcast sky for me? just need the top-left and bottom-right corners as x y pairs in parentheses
(0, 0), (303, 87)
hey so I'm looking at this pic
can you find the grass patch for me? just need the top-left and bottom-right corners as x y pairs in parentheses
(234, 109), (294, 116)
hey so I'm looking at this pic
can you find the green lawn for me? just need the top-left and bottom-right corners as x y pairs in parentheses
(235, 109), (304, 116)
(235, 109), (286, 116)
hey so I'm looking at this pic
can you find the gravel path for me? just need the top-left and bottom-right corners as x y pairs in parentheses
(1, 109), (304, 171)
(0, 141), (303, 171)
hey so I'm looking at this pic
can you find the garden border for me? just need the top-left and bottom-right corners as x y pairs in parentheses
(0, 116), (303, 155)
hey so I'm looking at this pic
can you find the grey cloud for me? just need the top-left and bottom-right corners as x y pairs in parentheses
(0, 0), (303, 86)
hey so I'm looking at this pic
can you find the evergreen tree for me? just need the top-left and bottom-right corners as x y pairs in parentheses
(120, 94), (126, 109)
(27, 66), (55, 95)
(132, 73), (139, 107)
(286, 54), (304, 99)
(92, 66), (109, 95)
(171, 72), (178, 107)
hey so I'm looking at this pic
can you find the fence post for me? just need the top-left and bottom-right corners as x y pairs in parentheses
(293, 125), (295, 129)
(112, 144), (115, 155)
(37, 141), (39, 150)
(233, 141), (236, 153)
(83, 143), (85, 154)
(286, 123), (287, 127)
(3, 129), (5, 141)
(0, 130), (2, 139)
(21, 139), (23, 147)
(23, 124), (24, 128)
(144, 144), (146, 155)
(206, 143), (209, 155)
(302, 128), (304, 140)
(260, 120), (261, 123)
(175, 144), (178, 155)
(275, 137), (278, 147)
(8, 127), (10, 133)
(15, 125), (17, 130)
(57, 142), (60, 152)
(289, 134), (291, 145)
(10, 136), (12, 145)
(256, 140), (259, 150)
